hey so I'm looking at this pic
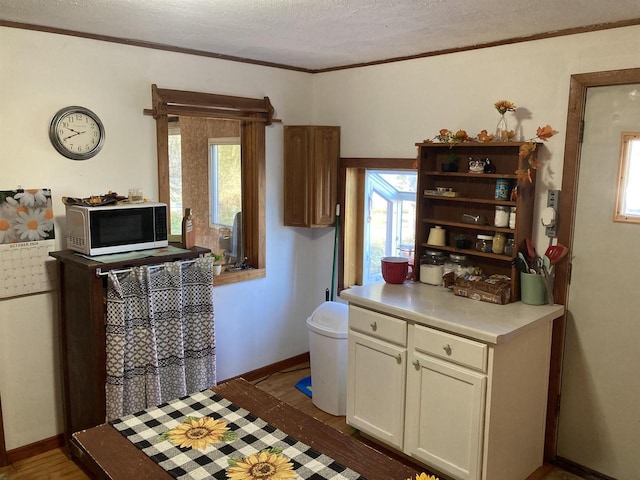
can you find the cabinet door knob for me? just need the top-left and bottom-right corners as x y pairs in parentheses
(370, 321), (377, 331)
(395, 354), (402, 364)
(443, 344), (452, 355)
(412, 359), (420, 369)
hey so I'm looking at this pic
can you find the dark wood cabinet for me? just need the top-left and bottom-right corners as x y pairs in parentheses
(284, 126), (340, 227)
(415, 142), (537, 302)
(50, 247), (210, 447)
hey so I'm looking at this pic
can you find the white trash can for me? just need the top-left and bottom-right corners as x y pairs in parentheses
(306, 301), (348, 416)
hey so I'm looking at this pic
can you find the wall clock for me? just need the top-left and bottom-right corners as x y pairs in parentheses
(49, 106), (105, 160)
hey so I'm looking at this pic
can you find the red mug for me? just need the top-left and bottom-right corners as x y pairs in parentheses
(381, 257), (412, 284)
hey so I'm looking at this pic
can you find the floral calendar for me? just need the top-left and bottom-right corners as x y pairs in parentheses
(0, 188), (57, 299)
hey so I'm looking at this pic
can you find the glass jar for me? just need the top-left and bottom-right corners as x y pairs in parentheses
(494, 205), (510, 227)
(419, 250), (447, 286)
(504, 238), (515, 256)
(475, 234), (494, 253)
(443, 253), (470, 288)
(509, 206), (517, 229)
(492, 232), (506, 254)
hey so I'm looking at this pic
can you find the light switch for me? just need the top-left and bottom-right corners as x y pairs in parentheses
(545, 190), (561, 237)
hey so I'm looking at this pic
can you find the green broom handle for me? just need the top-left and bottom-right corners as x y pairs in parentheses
(330, 204), (340, 301)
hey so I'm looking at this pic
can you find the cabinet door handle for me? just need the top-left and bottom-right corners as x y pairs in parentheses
(370, 321), (377, 331)
(395, 354), (402, 364)
(442, 344), (452, 355)
(412, 359), (420, 369)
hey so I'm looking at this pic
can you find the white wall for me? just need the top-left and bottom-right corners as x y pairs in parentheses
(312, 25), (640, 249)
(0, 27), (333, 450)
(1, 22), (639, 452)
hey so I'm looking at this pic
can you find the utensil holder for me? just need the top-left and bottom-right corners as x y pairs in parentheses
(520, 272), (547, 305)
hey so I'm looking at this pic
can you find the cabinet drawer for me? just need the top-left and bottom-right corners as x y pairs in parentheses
(412, 324), (487, 372)
(349, 305), (407, 347)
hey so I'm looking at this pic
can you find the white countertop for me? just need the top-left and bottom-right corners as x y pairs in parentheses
(340, 282), (564, 344)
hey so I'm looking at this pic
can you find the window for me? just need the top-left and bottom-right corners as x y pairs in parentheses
(363, 170), (416, 284)
(209, 138), (241, 227)
(148, 85), (275, 285)
(338, 158), (416, 290)
(168, 123), (182, 235)
(614, 132), (640, 223)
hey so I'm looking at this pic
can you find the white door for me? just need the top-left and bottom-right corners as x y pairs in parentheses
(557, 83), (640, 479)
(347, 330), (406, 450)
(405, 353), (486, 480)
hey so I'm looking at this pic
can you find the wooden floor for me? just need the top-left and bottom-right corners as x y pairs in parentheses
(0, 448), (87, 480)
(0, 361), (583, 480)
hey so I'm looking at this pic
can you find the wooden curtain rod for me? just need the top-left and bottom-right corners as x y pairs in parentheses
(146, 84), (278, 125)
(143, 108), (281, 123)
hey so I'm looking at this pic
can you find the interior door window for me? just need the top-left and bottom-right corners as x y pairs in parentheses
(614, 132), (640, 223)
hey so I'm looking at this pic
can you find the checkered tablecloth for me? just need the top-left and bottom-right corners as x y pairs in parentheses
(110, 389), (364, 480)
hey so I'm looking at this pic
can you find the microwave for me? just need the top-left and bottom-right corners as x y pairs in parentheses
(65, 202), (168, 256)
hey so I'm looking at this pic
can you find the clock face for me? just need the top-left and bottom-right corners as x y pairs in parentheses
(49, 106), (105, 160)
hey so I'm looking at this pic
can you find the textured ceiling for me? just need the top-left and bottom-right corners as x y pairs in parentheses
(1, 0), (640, 71)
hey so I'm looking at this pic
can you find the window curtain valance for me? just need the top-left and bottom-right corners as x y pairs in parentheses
(144, 84), (277, 124)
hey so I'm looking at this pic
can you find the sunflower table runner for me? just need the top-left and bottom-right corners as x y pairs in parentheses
(110, 389), (364, 480)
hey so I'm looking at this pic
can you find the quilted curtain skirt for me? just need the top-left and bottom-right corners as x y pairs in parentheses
(105, 256), (216, 420)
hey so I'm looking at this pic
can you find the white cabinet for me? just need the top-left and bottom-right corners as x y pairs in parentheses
(346, 306), (407, 450)
(405, 324), (487, 480)
(346, 302), (553, 480)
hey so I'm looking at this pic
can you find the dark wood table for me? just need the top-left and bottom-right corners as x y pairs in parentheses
(71, 378), (426, 480)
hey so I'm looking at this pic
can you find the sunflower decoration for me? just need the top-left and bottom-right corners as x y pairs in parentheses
(160, 416), (238, 450)
(516, 124), (559, 182)
(226, 449), (296, 480)
(405, 473), (440, 480)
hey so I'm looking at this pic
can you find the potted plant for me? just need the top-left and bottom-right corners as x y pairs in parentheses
(441, 152), (459, 172)
(210, 253), (224, 275)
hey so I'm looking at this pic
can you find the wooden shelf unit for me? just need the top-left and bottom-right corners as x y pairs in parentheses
(415, 142), (537, 302)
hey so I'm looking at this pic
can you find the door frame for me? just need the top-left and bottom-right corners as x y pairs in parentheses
(0, 393), (7, 466)
(546, 67), (640, 459)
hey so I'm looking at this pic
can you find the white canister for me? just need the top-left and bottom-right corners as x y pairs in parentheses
(427, 226), (446, 246)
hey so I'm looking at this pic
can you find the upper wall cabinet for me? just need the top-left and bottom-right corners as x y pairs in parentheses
(284, 126), (340, 227)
